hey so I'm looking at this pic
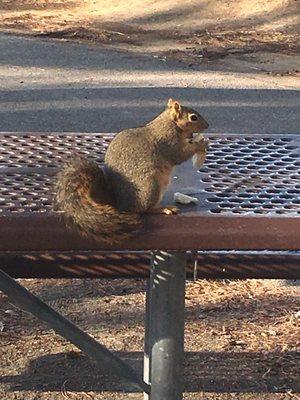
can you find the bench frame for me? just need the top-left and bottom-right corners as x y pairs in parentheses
(1, 132), (299, 399)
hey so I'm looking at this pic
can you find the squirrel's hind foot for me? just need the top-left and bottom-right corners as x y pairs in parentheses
(162, 205), (179, 215)
(145, 205), (179, 215)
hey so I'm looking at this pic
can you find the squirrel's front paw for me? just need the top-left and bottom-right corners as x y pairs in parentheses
(195, 137), (209, 152)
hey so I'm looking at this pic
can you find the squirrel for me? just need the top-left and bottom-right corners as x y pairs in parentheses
(54, 98), (209, 243)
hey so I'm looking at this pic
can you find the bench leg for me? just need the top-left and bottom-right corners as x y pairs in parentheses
(144, 251), (187, 400)
(143, 282), (151, 399)
(143, 254), (153, 400)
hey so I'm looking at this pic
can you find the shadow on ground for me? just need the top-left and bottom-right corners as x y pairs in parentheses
(0, 86), (299, 134)
(0, 33), (299, 133)
(1, 350), (299, 393)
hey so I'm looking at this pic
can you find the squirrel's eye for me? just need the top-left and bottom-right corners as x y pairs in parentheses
(190, 114), (198, 122)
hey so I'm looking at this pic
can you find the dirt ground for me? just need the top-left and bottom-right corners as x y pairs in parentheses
(1, 278), (299, 400)
(0, 0), (299, 75)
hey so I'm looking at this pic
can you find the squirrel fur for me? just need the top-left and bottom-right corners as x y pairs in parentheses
(54, 99), (209, 243)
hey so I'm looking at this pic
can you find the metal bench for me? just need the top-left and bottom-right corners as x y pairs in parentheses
(0, 132), (299, 400)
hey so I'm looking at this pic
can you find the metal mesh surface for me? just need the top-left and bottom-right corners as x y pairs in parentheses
(0, 134), (111, 168)
(0, 174), (53, 213)
(0, 133), (299, 216)
(200, 136), (300, 215)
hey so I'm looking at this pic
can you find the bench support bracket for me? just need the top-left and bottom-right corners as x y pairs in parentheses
(0, 269), (150, 394)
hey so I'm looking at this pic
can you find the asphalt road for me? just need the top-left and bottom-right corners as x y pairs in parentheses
(0, 33), (299, 134)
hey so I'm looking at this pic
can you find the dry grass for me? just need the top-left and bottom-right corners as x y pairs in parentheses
(1, 278), (299, 399)
(0, 0), (299, 74)
(0, 1), (298, 49)
(1, 0), (298, 33)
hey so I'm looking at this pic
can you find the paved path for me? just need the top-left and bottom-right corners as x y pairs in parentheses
(0, 33), (299, 134)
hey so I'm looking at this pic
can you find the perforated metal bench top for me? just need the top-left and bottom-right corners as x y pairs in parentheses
(0, 133), (299, 251)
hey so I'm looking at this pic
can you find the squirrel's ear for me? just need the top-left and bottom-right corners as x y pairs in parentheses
(168, 99), (182, 121)
(167, 98), (174, 107)
(167, 98), (181, 111)
(173, 101), (181, 112)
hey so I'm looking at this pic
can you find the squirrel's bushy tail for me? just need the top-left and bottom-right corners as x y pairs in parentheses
(54, 156), (141, 243)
